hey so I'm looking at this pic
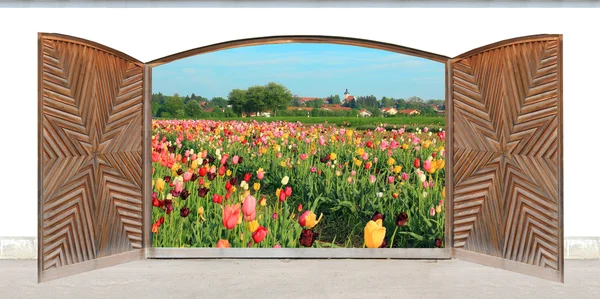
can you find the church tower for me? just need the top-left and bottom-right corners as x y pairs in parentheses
(344, 88), (350, 100)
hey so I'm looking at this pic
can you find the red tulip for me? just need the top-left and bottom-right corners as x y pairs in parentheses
(285, 186), (292, 197)
(212, 193), (223, 204)
(218, 165), (226, 176)
(414, 158), (421, 168)
(244, 173), (252, 183)
(225, 181), (232, 191)
(199, 167), (207, 177)
(252, 226), (268, 243)
(298, 210), (310, 227)
(279, 191), (287, 202)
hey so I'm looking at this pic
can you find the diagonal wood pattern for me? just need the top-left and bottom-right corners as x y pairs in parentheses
(451, 37), (561, 272)
(40, 36), (144, 272)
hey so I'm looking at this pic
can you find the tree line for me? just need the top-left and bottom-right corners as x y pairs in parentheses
(152, 82), (445, 119)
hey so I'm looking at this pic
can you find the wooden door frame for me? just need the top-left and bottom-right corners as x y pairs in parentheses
(143, 35), (454, 259)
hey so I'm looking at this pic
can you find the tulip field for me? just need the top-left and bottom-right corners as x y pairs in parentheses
(151, 119), (446, 249)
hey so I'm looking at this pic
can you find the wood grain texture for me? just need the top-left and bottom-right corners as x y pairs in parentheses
(39, 34), (144, 275)
(450, 36), (562, 277)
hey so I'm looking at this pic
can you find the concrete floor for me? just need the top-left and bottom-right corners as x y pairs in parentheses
(1, 259), (599, 298)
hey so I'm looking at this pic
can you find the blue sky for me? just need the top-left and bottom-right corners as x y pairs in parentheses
(152, 43), (445, 100)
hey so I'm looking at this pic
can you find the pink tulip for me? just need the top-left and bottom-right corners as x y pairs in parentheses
(191, 154), (197, 161)
(184, 150), (190, 157)
(220, 154), (229, 165)
(242, 195), (256, 221)
(300, 153), (308, 161)
(232, 155), (240, 165)
(388, 176), (395, 184)
(174, 181), (184, 193)
(310, 167), (317, 173)
(369, 175), (376, 184)
(423, 181), (429, 188)
(351, 170), (356, 176)
(430, 207), (436, 217)
(423, 160), (432, 172)
(362, 153), (369, 160)
(285, 186), (293, 197)
(273, 244), (282, 248)
(183, 171), (193, 182)
(257, 170), (265, 180)
(429, 180), (435, 187)
(424, 127), (429, 133)
(401, 172), (409, 181)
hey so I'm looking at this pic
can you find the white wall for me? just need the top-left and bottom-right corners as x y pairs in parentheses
(0, 4), (598, 238)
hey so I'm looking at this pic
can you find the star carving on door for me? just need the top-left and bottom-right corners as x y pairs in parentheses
(40, 38), (144, 270)
(451, 39), (560, 270)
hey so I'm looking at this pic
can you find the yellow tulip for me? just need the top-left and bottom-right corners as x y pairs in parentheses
(355, 159), (363, 167)
(155, 178), (165, 192)
(436, 205), (442, 214)
(437, 159), (445, 170)
(402, 144), (409, 150)
(191, 160), (198, 170)
(345, 130), (354, 137)
(248, 220), (259, 232)
(259, 197), (267, 206)
(276, 188), (282, 197)
(442, 187), (446, 199)
(393, 165), (403, 174)
(364, 219), (386, 248)
(197, 206), (206, 221)
(387, 157), (396, 166)
(356, 148), (365, 156)
(423, 140), (432, 149)
(304, 212), (323, 229)
(330, 153), (337, 160)
(280, 161), (287, 167)
(226, 169), (232, 176)
(253, 182), (261, 191)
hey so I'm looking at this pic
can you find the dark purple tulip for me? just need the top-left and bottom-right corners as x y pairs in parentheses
(198, 187), (210, 197)
(191, 173), (199, 181)
(299, 229), (318, 247)
(371, 211), (385, 222)
(180, 207), (190, 218)
(180, 189), (190, 200)
(163, 176), (171, 183)
(176, 168), (183, 176)
(207, 172), (216, 181)
(435, 238), (443, 248)
(396, 212), (408, 226)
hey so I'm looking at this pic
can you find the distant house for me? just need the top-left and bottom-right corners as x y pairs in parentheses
(287, 106), (314, 111)
(204, 108), (215, 113)
(381, 107), (398, 115)
(242, 110), (271, 117)
(398, 109), (421, 115)
(358, 109), (373, 117)
(321, 104), (352, 112)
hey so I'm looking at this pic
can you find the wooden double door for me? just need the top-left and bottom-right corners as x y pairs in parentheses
(38, 33), (563, 282)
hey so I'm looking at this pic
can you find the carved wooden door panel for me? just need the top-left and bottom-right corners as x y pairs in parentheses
(38, 33), (148, 282)
(448, 35), (563, 282)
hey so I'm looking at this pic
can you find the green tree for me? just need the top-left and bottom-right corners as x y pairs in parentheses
(244, 85), (268, 113)
(162, 96), (185, 118)
(328, 94), (341, 104)
(382, 96), (395, 108)
(264, 82), (292, 117)
(184, 100), (202, 118)
(211, 97), (229, 108)
(314, 98), (324, 108)
(228, 89), (247, 116)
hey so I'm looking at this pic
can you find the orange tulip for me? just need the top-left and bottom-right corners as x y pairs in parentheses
(223, 204), (241, 230)
(216, 239), (231, 248)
